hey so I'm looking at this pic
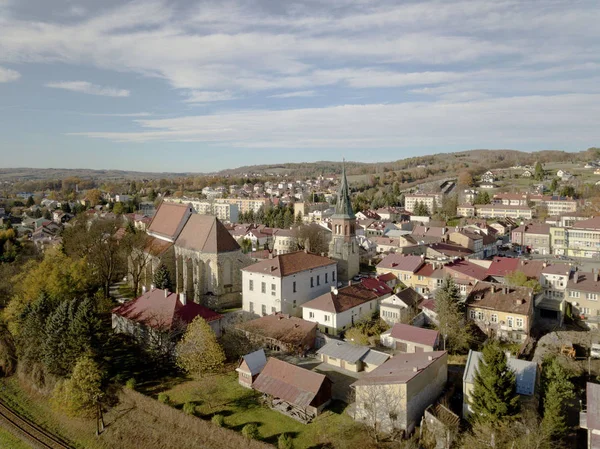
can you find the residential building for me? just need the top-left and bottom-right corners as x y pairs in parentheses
(551, 217), (600, 259)
(465, 282), (536, 342)
(463, 350), (537, 418)
(371, 236), (401, 253)
(544, 196), (577, 215)
(566, 271), (600, 328)
(217, 197), (271, 214)
(412, 263), (445, 295)
(237, 313), (317, 353)
(164, 197), (239, 223)
(537, 263), (571, 322)
(404, 194), (442, 214)
(301, 279), (392, 335)
(252, 358), (332, 423)
(380, 323), (440, 352)
(380, 287), (423, 325)
(444, 260), (490, 296)
(236, 349), (267, 388)
(329, 162), (359, 283)
(448, 230), (483, 257)
(241, 251), (337, 317)
(474, 204), (533, 220)
(511, 223), (551, 255)
(111, 288), (223, 352)
(580, 382), (600, 449)
(376, 254), (425, 288)
(457, 204), (475, 217)
(352, 351), (448, 434)
(317, 341), (389, 373)
(272, 228), (296, 254)
(493, 193), (529, 206)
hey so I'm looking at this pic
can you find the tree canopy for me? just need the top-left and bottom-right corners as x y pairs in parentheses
(434, 277), (470, 353)
(176, 317), (225, 376)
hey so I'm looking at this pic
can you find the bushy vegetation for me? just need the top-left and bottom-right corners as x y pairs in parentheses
(242, 423), (260, 440)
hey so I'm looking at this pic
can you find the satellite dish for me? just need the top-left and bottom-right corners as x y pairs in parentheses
(333, 289), (338, 295)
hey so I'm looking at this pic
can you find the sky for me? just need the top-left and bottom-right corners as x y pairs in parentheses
(0, 0), (599, 173)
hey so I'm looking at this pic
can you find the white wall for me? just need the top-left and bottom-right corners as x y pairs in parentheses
(303, 296), (384, 334)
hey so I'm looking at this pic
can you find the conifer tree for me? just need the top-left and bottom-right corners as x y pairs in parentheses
(434, 276), (470, 353)
(176, 316), (225, 376)
(44, 300), (72, 376)
(153, 264), (172, 290)
(540, 357), (575, 438)
(469, 341), (520, 423)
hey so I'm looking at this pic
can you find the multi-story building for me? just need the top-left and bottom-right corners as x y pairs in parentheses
(511, 223), (551, 255)
(544, 196), (577, 215)
(475, 204), (533, 220)
(164, 197), (239, 223)
(465, 282), (536, 342)
(566, 270), (600, 328)
(550, 217), (600, 259)
(536, 263), (571, 323)
(241, 251), (337, 317)
(493, 193), (529, 206)
(217, 197), (271, 214)
(404, 194), (442, 214)
(376, 254), (425, 289)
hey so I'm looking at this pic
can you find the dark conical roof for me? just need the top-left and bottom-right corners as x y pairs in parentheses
(333, 161), (355, 219)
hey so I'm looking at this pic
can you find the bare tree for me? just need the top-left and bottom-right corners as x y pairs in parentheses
(353, 384), (407, 442)
(122, 231), (154, 297)
(293, 223), (329, 255)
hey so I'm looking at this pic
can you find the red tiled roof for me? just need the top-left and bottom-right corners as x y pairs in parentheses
(573, 217), (600, 230)
(376, 254), (424, 273)
(486, 257), (520, 277)
(389, 323), (439, 347)
(420, 298), (436, 312)
(175, 214), (240, 253)
(414, 264), (436, 277)
(242, 251), (335, 277)
(253, 358), (330, 408)
(302, 282), (389, 313)
(568, 272), (600, 293)
(112, 288), (222, 330)
(444, 260), (488, 281)
(377, 272), (398, 282)
(512, 223), (550, 235)
(360, 278), (394, 295)
(148, 202), (191, 240)
(466, 282), (533, 315)
(238, 313), (317, 345)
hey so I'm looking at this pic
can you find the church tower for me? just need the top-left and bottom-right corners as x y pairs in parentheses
(329, 161), (359, 283)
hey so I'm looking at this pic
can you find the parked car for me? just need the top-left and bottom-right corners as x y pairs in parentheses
(591, 344), (600, 359)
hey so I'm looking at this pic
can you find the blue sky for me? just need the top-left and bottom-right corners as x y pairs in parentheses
(0, 0), (599, 173)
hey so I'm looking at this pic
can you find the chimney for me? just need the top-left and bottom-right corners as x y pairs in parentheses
(595, 270), (599, 282)
(348, 280), (352, 286)
(428, 356), (433, 361)
(180, 292), (186, 305)
(164, 289), (169, 298)
(331, 286), (336, 292)
(515, 299), (523, 305)
(142, 285), (146, 294)
(151, 284), (156, 291)
(503, 286), (509, 295)
(574, 272), (579, 284)
(269, 252), (274, 259)
(413, 367), (418, 372)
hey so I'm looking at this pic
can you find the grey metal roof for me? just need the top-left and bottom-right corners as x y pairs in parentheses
(317, 341), (370, 363)
(360, 350), (390, 366)
(463, 350), (537, 396)
(241, 349), (267, 376)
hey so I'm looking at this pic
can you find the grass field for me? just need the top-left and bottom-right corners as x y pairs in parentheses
(0, 427), (33, 449)
(146, 370), (369, 449)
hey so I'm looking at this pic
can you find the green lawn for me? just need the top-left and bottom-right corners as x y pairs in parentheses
(149, 371), (367, 449)
(0, 427), (33, 449)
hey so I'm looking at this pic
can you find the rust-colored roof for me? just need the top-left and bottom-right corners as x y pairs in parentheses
(112, 288), (222, 331)
(302, 281), (390, 313)
(175, 214), (240, 253)
(568, 272), (600, 293)
(486, 257), (520, 277)
(466, 281), (533, 316)
(390, 323), (439, 347)
(573, 217), (600, 230)
(427, 243), (474, 257)
(148, 201), (191, 240)
(415, 263), (435, 277)
(444, 260), (488, 281)
(352, 351), (447, 386)
(238, 313), (316, 345)
(376, 254), (424, 273)
(242, 251), (335, 277)
(144, 235), (173, 256)
(377, 272), (398, 282)
(253, 358), (330, 408)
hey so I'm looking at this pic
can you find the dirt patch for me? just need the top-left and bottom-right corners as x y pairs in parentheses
(532, 330), (600, 376)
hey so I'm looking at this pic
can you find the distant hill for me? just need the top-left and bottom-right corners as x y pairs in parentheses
(0, 168), (192, 182)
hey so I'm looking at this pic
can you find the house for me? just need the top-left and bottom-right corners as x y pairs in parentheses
(511, 223), (551, 255)
(376, 254), (425, 288)
(551, 216), (600, 259)
(352, 351), (448, 435)
(377, 272), (399, 289)
(252, 358), (332, 423)
(462, 350), (537, 418)
(465, 282), (536, 342)
(371, 236), (401, 253)
(380, 288), (423, 325)
(448, 230), (484, 257)
(236, 349), (267, 388)
(412, 263), (445, 295)
(444, 260), (489, 296)
(111, 288), (223, 352)
(521, 170), (533, 177)
(380, 323), (439, 352)
(272, 228), (296, 254)
(536, 263), (571, 323)
(485, 256), (520, 282)
(419, 298), (438, 325)
(423, 404), (460, 449)
(241, 251), (337, 317)
(237, 313), (317, 354)
(302, 278), (392, 335)
(566, 271), (600, 328)
(580, 382), (600, 449)
(317, 341), (389, 373)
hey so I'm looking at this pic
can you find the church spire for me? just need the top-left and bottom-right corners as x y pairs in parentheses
(334, 159), (355, 219)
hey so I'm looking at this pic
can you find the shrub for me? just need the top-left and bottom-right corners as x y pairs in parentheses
(158, 393), (170, 405)
(278, 433), (294, 449)
(183, 402), (196, 416)
(242, 423), (260, 440)
(211, 414), (225, 427)
(125, 378), (137, 390)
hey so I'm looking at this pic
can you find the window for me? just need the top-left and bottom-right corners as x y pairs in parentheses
(261, 304), (266, 316)
(293, 299), (297, 309)
(271, 307), (276, 313)
(309, 311), (315, 318)
(569, 291), (580, 298)
(261, 282), (266, 293)
(271, 284), (276, 296)
(507, 316), (514, 328)
(325, 273), (328, 283)
(249, 302), (254, 313)
(293, 281), (297, 293)
(324, 315), (330, 322)
(311, 277), (314, 288)
(249, 279), (254, 291)
(332, 271), (336, 282)
(477, 311), (484, 321)
(516, 318), (523, 328)
(587, 293), (598, 301)
(418, 276), (424, 281)
(491, 314), (498, 323)
(317, 275), (320, 286)
(470, 310), (476, 319)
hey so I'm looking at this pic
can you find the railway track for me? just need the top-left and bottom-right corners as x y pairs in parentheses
(0, 399), (72, 449)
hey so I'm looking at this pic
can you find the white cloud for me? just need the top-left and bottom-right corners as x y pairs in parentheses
(45, 81), (130, 97)
(184, 90), (237, 103)
(270, 90), (317, 98)
(0, 66), (19, 82)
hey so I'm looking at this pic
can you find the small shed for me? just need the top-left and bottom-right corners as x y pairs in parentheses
(317, 340), (389, 373)
(380, 323), (439, 353)
(236, 349), (267, 388)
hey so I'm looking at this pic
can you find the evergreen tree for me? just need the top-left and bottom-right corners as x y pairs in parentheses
(295, 212), (303, 226)
(43, 209), (51, 220)
(43, 300), (73, 376)
(61, 202), (71, 214)
(434, 276), (470, 353)
(17, 293), (54, 366)
(283, 209), (294, 229)
(153, 264), (172, 290)
(540, 357), (575, 438)
(469, 341), (520, 423)
(413, 201), (430, 216)
(534, 161), (544, 181)
(176, 316), (225, 376)
(26, 196), (35, 207)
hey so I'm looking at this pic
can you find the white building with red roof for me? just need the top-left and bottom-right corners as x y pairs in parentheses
(380, 323), (440, 353)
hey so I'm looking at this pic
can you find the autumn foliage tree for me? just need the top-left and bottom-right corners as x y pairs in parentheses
(176, 317), (225, 377)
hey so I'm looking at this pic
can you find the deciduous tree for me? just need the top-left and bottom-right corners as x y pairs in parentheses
(53, 356), (103, 417)
(176, 316), (225, 376)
